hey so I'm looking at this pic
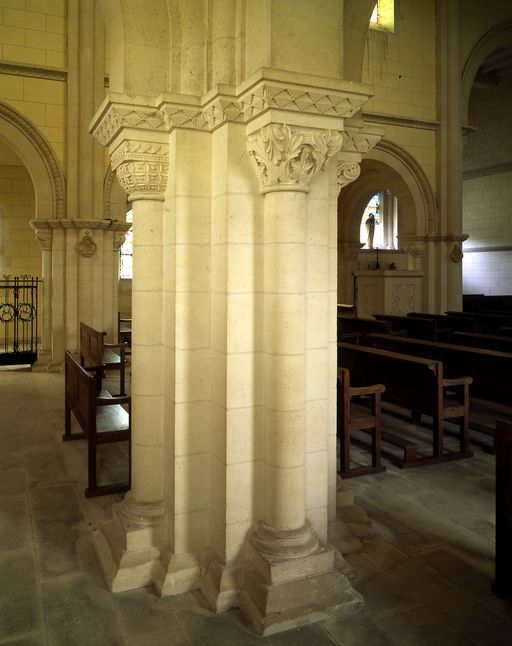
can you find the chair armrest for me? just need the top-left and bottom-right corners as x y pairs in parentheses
(104, 342), (127, 360)
(350, 383), (386, 397)
(96, 395), (131, 406)
(104, 342), (129, 350)
(443, 376), (473, 387)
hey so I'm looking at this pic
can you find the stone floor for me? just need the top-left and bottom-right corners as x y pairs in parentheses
(1, 366), (511, 645)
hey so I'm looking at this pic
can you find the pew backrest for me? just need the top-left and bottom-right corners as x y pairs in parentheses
(366, 332), (512, 405)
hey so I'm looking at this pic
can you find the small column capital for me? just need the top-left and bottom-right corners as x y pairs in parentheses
(336, 160), (361, 192)
(90, 97), (169, 201)
(110, 138), (169, 202)
(246, 123), (343, 194)
(30, 223), (52, 251)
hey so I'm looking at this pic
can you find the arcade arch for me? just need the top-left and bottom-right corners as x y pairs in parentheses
(338, 140), (437, 307)
(461, 22), (512, 295)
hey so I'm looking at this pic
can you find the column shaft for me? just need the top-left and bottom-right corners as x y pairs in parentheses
(128, 198), (164, 504)
(263, 190), (307, 532)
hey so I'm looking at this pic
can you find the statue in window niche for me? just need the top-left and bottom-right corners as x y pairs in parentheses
(365, 213), (376, 249)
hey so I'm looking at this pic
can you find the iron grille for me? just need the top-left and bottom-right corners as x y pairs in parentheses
(0, 275), (41, 366)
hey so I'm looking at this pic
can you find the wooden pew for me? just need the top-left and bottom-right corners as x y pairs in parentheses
(463, 294), (512, 313)
(408, 312), (476, 333)
(80, 322), (127, 396)
(365, 333), (512, 406)
(338, 342), (472, 467)
(451, 331), (512, 354)
(63, 350), (131, 497)
(493, 419), (512, 598)
(338, 316), (405, 343)
(445, 310), (512, 333)
(366, 333), (512, 450)
(118, 311), (132, 348)
(373, 313), (450, 341)
(337, 367), (386, 478)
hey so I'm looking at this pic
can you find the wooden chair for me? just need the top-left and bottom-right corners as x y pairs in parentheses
(80, 322), (127, 396)
(63, 351), (131, 497)
(337, 367), (386, 478)
(118, 311), (132, 348)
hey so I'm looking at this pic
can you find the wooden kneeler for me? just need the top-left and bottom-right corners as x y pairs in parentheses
(337, 367), (386, 478)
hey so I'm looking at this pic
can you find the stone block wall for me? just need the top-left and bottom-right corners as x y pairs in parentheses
(463, 76), (512, 294)
(0, 0), (66, 166)
(0, 159), (39, 278)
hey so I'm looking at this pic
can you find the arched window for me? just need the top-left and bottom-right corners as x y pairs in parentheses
(360, 191), (398, 250)
(369, 0), (395, 33)
(119, 209), (133, 279)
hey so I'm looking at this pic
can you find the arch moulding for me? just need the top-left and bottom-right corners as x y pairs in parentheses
(461, 21), (512, 124)
(339, 139), (437, 242)
(0, 101), (65, 219)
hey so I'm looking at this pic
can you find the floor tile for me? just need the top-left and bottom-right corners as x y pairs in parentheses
(0, 550), (42, 637)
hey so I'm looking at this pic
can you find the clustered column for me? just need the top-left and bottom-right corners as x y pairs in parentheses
(248, 124), (342, 553)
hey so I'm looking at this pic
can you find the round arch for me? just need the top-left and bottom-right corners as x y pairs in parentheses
(338, 139), (437, 244)
(461, 21), (512, 124)
(104, 165), (128, 222)
(0, 101), (65, 219)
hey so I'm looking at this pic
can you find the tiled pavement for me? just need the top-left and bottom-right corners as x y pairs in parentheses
(0, 367), (511, 645)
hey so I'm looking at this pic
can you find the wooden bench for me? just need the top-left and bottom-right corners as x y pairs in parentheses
(339, 316), (406, 343)
(366, 333), (512, 406)
(338, 342), (473, 467)
(373, 313), (450, 341)
(80, 321), (127, 396)
(408, 312), (476, 334)
(337, 367), (386, 478)
(366, 333), (512, 451)
(451, 331), (512, 354)
(118, 311), (132, 348)
(463, 294), (512, 313)
(493, 419), (512, 598)
(445, 310), (512, 334)
(63, 350), (131, 497)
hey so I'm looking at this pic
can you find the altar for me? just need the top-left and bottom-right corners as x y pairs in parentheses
(354, 269), (424, 319)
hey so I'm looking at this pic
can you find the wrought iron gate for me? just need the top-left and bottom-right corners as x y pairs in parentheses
(0, 276), (41, 365)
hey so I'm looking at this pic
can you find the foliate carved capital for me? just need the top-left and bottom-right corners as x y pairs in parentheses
(246, 124), (343, 193)
(337, 161), (361, 192)
(339, 241), (364, 261)
(113, 232), (126, 252)
(35, 229), (52, 251)
(408, 244), (425, 259)
(111, 140), (169, 200)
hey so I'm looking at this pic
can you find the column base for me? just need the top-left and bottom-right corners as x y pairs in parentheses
(92, 498), (167, 593)
(200, 559), (246, 613)
(239, 530), (363, 636)
(155, 550), (207, 597)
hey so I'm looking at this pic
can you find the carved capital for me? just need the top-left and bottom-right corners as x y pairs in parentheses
(408, 244), (425, 259)
(450, 242), (463, 263)
(111, 140), (169, 200)
(339, 241), (364, 261)
(247, 124), (343, 193)
(113, 232), (126, 252)
(30, 221), (52, 251)
(337, 161), (361, 192)
(35, 229), (52, 251)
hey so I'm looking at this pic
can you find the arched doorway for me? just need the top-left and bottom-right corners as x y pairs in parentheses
(338, 140), (436, 310)
(0, 102), (65, 359)
(461, 22), (512, 295)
